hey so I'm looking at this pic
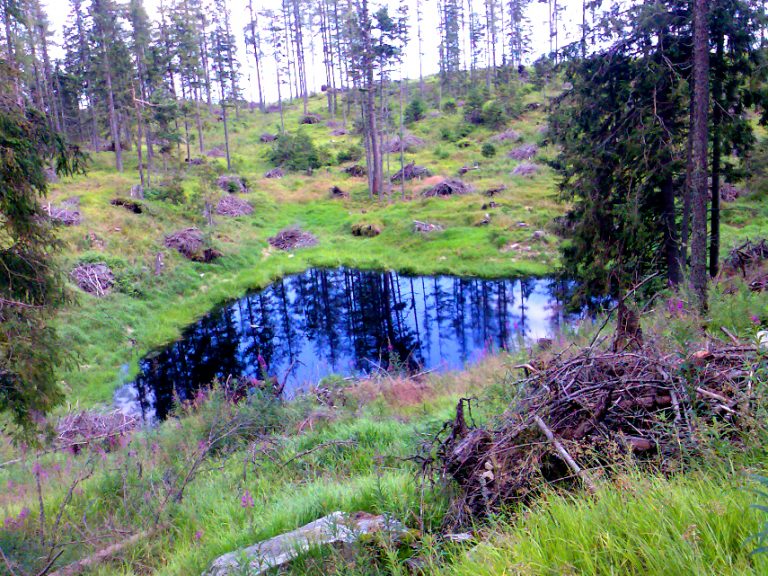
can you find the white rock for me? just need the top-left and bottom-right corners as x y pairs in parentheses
(203, 512), (406, 576)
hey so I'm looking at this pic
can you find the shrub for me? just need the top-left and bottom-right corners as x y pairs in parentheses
(337, 144), (363, 163)
(268, 129), (324, 171)
(405, 97), (427, 123)
(481, 100), (507, 129)
(145, 178), (185, 205)
(442, 99), (457, 114)
(481, 143), (497, 158)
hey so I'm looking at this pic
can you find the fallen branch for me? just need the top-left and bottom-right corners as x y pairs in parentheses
(533, 415), (598, 494)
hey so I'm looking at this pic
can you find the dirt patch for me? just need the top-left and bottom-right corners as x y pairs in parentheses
(391, 162), (431, 182)
(70, 263), (115, 296)
(216, 195), (253, 217)
(422, 178), (474, 198)
(165, 228), (222, 262)
(110, 198), (143, 214)
(428, 343), (762, 524)
(268, 227), (318, 251)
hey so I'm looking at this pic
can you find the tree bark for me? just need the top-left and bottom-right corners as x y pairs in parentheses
(689, 0), (710, 307)
(709, 29), (724, 278)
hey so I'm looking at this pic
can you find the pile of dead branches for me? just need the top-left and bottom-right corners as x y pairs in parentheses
(268, 227), (318, 250)
(384, 133), (425, 153)
(508, 144), (538, 160)
(56, 410), (138, 453)
(300, 113), (323, 124)
(723, 239), (768, 277)
(483, 184), (507, 197)
(490, 129), (522, 143)
(422, 178), (474, 198)
(344, 164), (366, 177)
(265, 167), (284, 179)
(260, 133), (277, 143)
(512, 162), (540, 177)
(428, 344), (763, 524)
(391, 162), (430, 182)
(721, 183), (745, 202)
(217, 175), (248, 194)
(216, 195), (253, 217)
(165, 228), (221, 262)
(70, 263), (115, 296)
(414, 220), (444, 233)
(44, 198), (81, 226)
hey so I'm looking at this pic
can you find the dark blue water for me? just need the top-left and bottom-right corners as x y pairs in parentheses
(115, 268), (576, 420)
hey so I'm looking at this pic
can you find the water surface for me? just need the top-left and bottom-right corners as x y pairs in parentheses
(115, 268), (575, 420)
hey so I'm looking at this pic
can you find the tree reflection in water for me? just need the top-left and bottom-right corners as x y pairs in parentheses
(126, 268), (573, 420)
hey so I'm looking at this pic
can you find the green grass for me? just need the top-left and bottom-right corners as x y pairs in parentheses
(49, 88), (563, 405)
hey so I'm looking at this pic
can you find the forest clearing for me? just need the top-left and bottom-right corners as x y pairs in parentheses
(3, 0), (768, 574)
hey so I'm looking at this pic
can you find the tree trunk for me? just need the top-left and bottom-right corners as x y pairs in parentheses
(689, 0), (710, 307)
(100, 32), (123, 172)
(709, 29), (724, 278)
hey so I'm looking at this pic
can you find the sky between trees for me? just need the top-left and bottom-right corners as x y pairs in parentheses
(42, 0), (588, 103)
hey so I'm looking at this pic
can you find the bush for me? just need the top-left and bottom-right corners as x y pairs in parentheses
(405, 97), (427, 124)
(268, 129), (324, 171)
(481, 100), (507, 129)
(442, 99), (457, 114)
(337, 144), (363, 163)
(145, 178), (185, 205)
(481, 143), (497, 158)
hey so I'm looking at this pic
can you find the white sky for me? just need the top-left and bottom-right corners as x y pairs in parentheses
(42, 0), (585, 103)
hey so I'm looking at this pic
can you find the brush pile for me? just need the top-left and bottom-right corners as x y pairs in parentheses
(723, 239), (768, 276)
(512, 162), (540, 177)
(44, 198), (81, 226)
(720, 183), (745, 202)
(217, 175), (248, 194)
(216, 195), (253, 217)
(264, 167), (284, 179)
(351, 222), (381, 237)
(391, 162), (430, 182)
(165, 228), (221, 262)
(206, 146), (226, 158)
(344, 164), (366, 177)
(70, 263), (115, 296)
(429, 343), (763, 524)
(299, 113), (323, 124)
(260, 133), (277, 143)
(422, 178), (474, 198)
(268, 227), (318, 250)
(414, 220), (444, 233)
(483, 184), (507, 197)
(508, 144), (538, 160)
(490, 129), (522, 143)
(384, 133), (425, 153)
(56, 410), (138, 453)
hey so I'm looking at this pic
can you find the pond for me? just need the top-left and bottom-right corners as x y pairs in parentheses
(114, 267), (578, 421)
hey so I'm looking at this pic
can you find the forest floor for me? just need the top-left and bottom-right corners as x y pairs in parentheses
(3, 81), (768, 575)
